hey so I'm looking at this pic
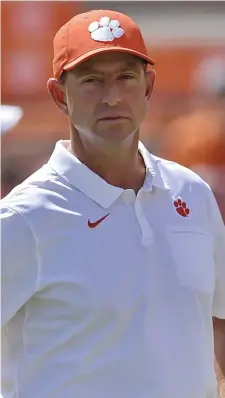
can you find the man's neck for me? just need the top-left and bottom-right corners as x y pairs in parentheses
(69, 133), (146, 191)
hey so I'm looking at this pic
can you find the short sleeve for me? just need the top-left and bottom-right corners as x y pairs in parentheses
(1, 205), (39, 326)
(209, 191), (225, 318)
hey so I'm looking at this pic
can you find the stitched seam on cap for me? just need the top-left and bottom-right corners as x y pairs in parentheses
(65, 20), (72, 62)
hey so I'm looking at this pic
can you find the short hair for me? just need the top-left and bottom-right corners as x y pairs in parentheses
(59, 71), (66, 85)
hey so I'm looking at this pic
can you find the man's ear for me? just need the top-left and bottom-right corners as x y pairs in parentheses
(47, 78), (68, 115)
(145, 69), (156, 101)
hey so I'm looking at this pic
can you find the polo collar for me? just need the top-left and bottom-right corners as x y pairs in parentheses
(138, 141), (171, 192)
(48, 140), (170, 209)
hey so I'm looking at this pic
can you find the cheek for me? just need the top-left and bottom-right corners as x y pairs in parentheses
(67, 91), (99, 129)
(125, 87), (148, 117)
(67, 91), (94, 116)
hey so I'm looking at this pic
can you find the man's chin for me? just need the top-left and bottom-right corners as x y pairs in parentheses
(97, 128), (135, 141)
(95, 119), (135, 138)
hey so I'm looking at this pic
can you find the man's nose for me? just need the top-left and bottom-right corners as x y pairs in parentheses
(102, 83), (122, 106)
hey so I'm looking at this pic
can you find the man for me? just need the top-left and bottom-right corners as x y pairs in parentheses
(1, 9), (225, 398)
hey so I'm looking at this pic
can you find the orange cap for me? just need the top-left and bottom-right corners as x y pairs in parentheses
(53, 9), (155, 80)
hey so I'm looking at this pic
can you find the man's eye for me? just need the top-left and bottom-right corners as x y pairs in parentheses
(119, 74), (135, 80)
(83, 78), (102, 83)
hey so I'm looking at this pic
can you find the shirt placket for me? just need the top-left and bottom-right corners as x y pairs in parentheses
(135, 191), (153, 246)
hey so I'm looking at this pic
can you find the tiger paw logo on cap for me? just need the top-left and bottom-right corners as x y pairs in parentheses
(52, 10), (155, 80)
(88, 16), (125, 42)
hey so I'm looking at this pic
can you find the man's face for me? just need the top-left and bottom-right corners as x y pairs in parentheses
(62, 52), (154, 143)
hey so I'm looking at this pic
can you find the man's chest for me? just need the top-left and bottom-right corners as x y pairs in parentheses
(32, 189), (215, 319)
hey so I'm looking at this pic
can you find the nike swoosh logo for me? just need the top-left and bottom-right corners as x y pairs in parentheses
(88, 213), (110, 228)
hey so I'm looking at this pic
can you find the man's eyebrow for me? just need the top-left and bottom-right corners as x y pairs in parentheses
(74, 62), (141, 77)
(120, 63), (141, 72)
(74, 66), (104, 76)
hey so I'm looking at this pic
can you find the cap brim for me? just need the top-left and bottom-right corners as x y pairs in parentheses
(63, 46), (155, 73)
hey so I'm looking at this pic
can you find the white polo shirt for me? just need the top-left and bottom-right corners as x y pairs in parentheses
(1, 140), (225, 398)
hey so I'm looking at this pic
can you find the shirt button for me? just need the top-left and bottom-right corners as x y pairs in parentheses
(123, 189), (136, 204)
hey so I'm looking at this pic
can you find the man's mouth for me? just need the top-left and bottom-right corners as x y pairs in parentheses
(98, 116), (128, 121)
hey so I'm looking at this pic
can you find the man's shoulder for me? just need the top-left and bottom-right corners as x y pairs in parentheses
(152, 153), (211, 192)
(1, 164), (69, 217)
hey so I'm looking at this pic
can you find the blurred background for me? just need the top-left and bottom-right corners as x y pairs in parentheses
(1, 1), (225, 218)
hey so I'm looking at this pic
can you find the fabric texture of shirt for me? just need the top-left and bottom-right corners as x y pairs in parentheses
(1, 140), (225, 398)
